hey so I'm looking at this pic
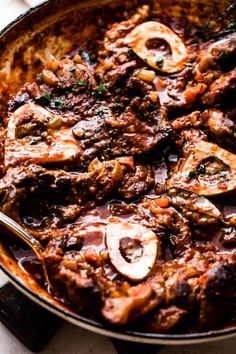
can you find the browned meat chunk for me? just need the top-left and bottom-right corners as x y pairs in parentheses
(7, 55), (170, 168)
(95, 5), (149, 80)
(0, 159), (124, 228)
(8, 57), (96, 114)
(172, 111), (203, 130)
(141, 198), (192, 255)
(172, 109), (236, 155)
(198, 261), (236, 329)
(73, 96), (170, 164)
(197, 33), (236, 75)
(201, 68), (236, 107)
(117, 163), (154, 200)
(147, 306), (187, 333)
(175, 129), (207, 157)
(221, 227), (236, 247)
(102, 283), (160, 325)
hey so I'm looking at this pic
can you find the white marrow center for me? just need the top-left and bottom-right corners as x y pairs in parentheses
(106, 222), (160, 281)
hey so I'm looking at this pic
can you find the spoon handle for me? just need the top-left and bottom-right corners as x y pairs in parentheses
(0, 212), (51, 287)
(0, 212), (44, 257)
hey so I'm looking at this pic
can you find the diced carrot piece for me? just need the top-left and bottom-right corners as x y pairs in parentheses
(154, 197), (170, 208)
(84, 248), (99, 263)
(184, 83), (207, 103)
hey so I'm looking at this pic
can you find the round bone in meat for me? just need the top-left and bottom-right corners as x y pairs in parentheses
(106, 222), (159, 281)
(125, 21), (188, 73)
(168, 141), (236, 196)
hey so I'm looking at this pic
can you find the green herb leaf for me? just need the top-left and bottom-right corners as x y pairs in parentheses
(76, 80), (87, 87)
(30, 137), (38, 145)
(40, 93), (51, 101)
(36, 92), (51, 105)
(187, 170), (197, 180)
(54, 98), (65, 109)
(156, 56), (165, 69)
(96, 83), (107, 95)
(127, 48), (134, 59)
(219, 50), (227, 58)
(197, 164), (206, 174)
(97, 109), (105, 116)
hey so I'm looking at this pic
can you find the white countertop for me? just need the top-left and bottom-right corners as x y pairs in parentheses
(1, 1), (236, 353)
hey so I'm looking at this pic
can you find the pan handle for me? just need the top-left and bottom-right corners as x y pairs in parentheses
(0, 282), (63, 352)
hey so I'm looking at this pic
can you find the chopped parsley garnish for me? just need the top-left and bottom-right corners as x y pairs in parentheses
(182, 137), (188, 145)
(198, 164), (206, 174)
(187, 170), (197, 180)
(187, 165), (206, 180)
(40, 92), (51, 101)
(159, 161), (166, 168)
(36, 92), (51, 105)
(156, 56), (165, 69)
(54, 98), (65, 109)
(76, 80), (87, 87)
(127, 48), (134, 59)
(96, 83), (106, 95)
(219, 50), (227, 58)
(30, 137), (38, 145)
(97, 109), (105, 116)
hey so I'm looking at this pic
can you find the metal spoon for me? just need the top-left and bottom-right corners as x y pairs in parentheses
(0, 212), (52, 287)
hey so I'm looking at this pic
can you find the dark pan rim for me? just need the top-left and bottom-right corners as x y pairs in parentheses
(0, 0), (48, 38)
(1, 262), (236, 345)
(1, 0), (236, 345)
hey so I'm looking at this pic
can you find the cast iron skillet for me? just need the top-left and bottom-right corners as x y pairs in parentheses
(0, 0), (236, 345)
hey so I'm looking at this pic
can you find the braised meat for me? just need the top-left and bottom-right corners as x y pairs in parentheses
(0, 159), (124, 232)
(0, 0), (236, 334)
(7, 54), (170, 168)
